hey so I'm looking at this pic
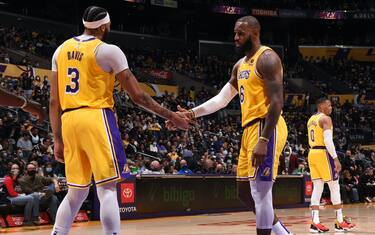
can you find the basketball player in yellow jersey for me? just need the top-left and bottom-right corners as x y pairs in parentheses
(307, 97), (355, 233)
(49, 6), (189, 235)
(171, 16), (291, 235)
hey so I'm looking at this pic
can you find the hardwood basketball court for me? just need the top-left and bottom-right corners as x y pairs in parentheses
(2, 203), (374, 234)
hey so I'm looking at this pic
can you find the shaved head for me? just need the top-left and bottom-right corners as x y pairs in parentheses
(236, 16), (261, 32)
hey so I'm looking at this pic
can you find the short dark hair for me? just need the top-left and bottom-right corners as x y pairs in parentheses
(236, 16), (261, 31)
(82, 6), (108, 22)
(316, 97), (329, 106)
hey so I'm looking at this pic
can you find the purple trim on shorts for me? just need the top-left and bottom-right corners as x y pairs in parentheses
(257, 120), (275, 181)
(326, 152), (338, 181)
(95, 175), (119, 185)
(102, 110), (119, 176)
(104, 109), (127, 179)
(67, 182), (91, 188)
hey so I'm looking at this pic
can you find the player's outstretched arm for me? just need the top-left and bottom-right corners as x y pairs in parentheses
(252, 50), (283, 167)
(116, 69), (189, 130)
(0, 88), (47, 121)
(49, 71), (64, 163)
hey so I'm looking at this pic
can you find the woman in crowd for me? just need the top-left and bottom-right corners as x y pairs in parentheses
(2, 162), (39, 226)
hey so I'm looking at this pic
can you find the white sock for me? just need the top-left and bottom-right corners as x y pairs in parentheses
(312, 210), (320, 224)
(96, 182), (120, 235)
(336, 209), (343, 223)
(51, 187), (89, 235)
(51, 225), (70, 235)
(272, 221), (291, 235)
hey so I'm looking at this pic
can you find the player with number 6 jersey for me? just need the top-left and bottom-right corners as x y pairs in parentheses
(172, 16), (291, 235)
(236, 45), (288, 182)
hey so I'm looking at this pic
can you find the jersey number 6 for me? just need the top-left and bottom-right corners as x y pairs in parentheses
(310, 129), (315, 142)
(65, 67), (80, 94)
(240, 85), (245, 104)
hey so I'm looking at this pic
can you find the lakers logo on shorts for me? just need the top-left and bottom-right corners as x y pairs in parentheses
(262, 167), (271, 177)
(123, 164), (130, 174)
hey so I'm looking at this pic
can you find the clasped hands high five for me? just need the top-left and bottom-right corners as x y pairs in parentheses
(166, 105), (196, 131)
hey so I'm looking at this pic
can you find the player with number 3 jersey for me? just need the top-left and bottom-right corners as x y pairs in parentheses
(49, 6), (189, 235)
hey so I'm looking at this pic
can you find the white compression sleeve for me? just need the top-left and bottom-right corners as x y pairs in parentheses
(51, 187), (90, 235)
(323, 129), (338, 159)
(192, 83), (238, 118)
(327, 180), (342, 205)
(96, 182), (121, 235)
(250, 181), (274, 229)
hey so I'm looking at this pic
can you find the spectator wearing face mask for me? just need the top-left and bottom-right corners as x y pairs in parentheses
(18, 163), (59, 223)
(44, 163), (56, 178)
(2, 163), (40, 226)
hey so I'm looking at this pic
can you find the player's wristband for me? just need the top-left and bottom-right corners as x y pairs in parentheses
(188, 109), (196, 120)
(259, 136), (269, 143)
(20, 96), (28, 109)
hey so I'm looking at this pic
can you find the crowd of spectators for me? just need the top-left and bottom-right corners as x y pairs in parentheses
(1, 25), (374, 95)
(0, 25), (61, 60)
(309, 58), (375, 94)
(285, 56), (375, 95)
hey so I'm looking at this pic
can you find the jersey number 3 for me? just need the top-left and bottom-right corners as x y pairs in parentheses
(65, 67), (80, 94)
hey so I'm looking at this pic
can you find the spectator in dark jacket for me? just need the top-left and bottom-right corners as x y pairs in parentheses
(3, 163), (39, 225)
(341, 170), (359, 203)
(18, 163), (59, 222)
(359, 167), (375, 202)
(342, 150), (356, 174)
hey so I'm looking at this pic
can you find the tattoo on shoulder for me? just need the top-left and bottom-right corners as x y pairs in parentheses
(257, 50), (282, 80)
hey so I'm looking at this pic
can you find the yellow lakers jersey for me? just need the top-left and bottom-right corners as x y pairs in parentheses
(237, 46), (275, 127)
(307, 113), (332, 148)
(56, 37), (115, 111)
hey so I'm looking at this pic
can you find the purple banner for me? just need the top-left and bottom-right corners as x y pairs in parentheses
(212, 5), (248, 15)
(315, 11), (346, 20)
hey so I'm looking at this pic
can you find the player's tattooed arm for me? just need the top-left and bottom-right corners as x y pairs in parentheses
(257, 50), (283, 139)
(117, 69), (189, 130)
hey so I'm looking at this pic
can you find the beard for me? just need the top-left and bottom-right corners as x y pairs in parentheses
(235, 37), (253, 55)
(102, 28), (109, 42)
